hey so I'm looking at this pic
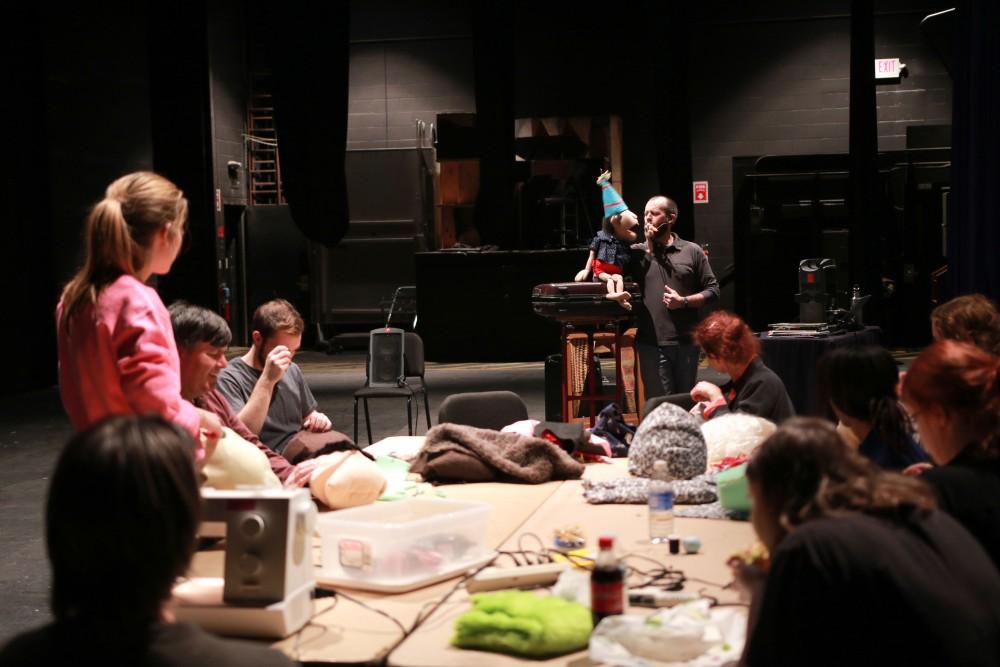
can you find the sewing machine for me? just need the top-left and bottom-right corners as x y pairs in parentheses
(172, 488), (317, 638)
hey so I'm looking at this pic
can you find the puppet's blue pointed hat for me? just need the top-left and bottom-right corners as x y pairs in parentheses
(598, 171), (628, 219)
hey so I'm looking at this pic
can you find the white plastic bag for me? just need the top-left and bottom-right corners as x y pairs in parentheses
(589, 599), (746, 667)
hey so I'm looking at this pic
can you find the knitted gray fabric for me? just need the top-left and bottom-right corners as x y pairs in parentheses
(675, 501), (744, 520)
(581, 473), (717, 505)
(628, 402), (707, 480)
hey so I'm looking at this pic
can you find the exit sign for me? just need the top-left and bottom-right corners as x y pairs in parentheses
(875, 58), (905, 80)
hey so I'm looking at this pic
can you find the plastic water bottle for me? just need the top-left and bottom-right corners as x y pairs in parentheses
(648, 460), (675, 543)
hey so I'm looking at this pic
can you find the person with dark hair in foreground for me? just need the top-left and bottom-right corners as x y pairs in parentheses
(688, 311), (794, 423)
(739, 418), (1000, 667)
(0, 416), (293, 666)
(818, 345), (928, 470)
(901, 339), (1000, 568)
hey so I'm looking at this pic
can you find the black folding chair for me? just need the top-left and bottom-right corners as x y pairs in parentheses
(437, 390), (528, 431)
(353, 329), (432, 444)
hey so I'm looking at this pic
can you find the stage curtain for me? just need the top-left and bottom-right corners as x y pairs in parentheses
(272, 0), (350, 247)
(950, 0), (1000, 299)
(472, 2), (515, 248)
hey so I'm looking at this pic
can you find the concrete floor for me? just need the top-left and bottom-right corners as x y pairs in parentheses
(2, 349), (648, 643)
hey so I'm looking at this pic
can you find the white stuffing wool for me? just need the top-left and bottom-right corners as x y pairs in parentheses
(700, 413), (776, 468)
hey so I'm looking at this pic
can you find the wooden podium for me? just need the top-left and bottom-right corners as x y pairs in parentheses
(561, 321), (640, 426)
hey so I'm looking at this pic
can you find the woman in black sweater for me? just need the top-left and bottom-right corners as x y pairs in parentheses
(740, 418), (1000, 667)
(901, 339), (1000, 569)
(689, 310), (794, 424)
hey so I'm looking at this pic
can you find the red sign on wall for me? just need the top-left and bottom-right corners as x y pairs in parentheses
(693, 181), (709, 204)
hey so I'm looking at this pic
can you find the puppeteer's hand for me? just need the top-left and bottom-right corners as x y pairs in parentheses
(197, 408), (223, 462)
(303, 410), (332, 432)
(574, 268), (590, 282)
(902, 462), (934, 476)
(284, 458), (319, 488)
(263, 345), (294, 384)
(690, 381), (724, 403)
(663, 285), (685, 310)
(727, 557), (768, 604)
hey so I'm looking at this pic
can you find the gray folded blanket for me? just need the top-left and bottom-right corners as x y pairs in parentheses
(582, 473), (718, 505)
(411, 423), (585, 484)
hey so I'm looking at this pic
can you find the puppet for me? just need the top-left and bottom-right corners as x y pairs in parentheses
(575, 171), (638, 310)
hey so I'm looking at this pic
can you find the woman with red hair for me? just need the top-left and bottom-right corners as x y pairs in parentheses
(690, 311), (794, 423)
(901, 339), (1000, 568)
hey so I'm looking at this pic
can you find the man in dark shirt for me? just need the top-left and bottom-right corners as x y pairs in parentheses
(631, 195), (719, 398)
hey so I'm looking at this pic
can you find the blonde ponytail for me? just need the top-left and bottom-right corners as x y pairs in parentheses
(58, 172), (187, 333)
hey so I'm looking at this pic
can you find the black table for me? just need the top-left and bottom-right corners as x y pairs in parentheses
(759, 327), (882, 417)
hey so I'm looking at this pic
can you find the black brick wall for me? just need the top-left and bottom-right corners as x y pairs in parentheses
(688, 2), (951, 308)
(347, 1), (474, 150)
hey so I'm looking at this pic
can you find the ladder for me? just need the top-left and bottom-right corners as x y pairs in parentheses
(247, 72), (283, 206)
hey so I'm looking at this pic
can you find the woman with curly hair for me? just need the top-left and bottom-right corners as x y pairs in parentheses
(740, 418), (1000, 667)
(689, 310), (794, 423)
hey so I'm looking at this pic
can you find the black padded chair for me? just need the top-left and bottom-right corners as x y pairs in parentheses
(353, 331), (432, 444)
(437, 390), (529, 431)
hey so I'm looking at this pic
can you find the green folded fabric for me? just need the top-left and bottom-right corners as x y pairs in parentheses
(451, 590), (593, 658)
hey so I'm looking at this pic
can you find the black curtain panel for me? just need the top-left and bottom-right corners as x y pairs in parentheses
(950, 1), (1000, 300)
(639, 0), (695, 242)
(472, 1), (515, 248)
(4, 4), (56, 392)
(848, 0), (881, 298)
(272, 0), (350, 248)
(149, 0), (217, 309)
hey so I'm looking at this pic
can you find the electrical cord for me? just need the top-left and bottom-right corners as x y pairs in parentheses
(291, 596), (338, 661)
(301, 531), (737, 660)
(319, 588), (408, 637)
(310, 554), (501, 661)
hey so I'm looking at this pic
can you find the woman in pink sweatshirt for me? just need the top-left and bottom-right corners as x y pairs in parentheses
(56, 172), (221, 455)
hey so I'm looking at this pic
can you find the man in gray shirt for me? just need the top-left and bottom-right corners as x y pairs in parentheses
(631, 195), (719, 399)
(216, 299), (352, 462)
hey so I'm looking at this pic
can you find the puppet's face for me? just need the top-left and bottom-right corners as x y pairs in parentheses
(611, 210), (639, 242)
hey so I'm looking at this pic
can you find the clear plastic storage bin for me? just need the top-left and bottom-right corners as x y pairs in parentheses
(317, 498), (493, 592)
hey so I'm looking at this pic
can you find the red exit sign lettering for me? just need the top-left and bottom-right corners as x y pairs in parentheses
(875, 58), (905, 80)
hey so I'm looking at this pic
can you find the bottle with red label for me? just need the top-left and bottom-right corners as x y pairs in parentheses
(590, 535), (625, 625)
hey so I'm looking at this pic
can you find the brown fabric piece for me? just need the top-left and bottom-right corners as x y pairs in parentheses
(282, 429), (354, 465)
(411, 424), (585, 484)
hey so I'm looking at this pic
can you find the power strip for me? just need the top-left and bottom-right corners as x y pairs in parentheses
(466, 563), (568, 593)
(628, 587), (699, 608)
